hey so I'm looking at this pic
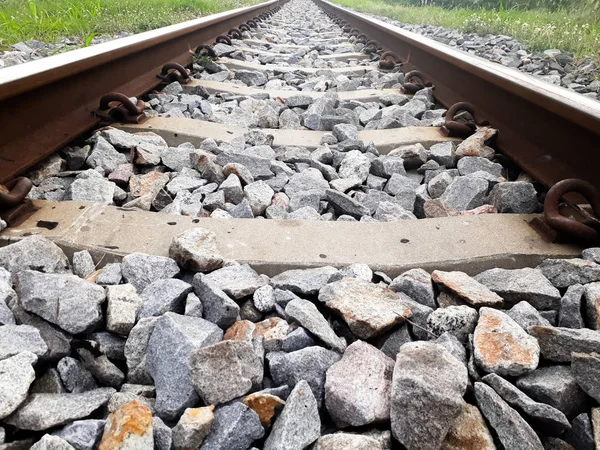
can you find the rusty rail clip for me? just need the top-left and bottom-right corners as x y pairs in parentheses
(157, 63), (191, 85)
(378, 51), (403, 70)
(541, 179), (600, 244)
(0, 177), (37, 227)
(95, 93), (147, 124)
(441, 102), (489, 138)
(401, 70), (432, 94)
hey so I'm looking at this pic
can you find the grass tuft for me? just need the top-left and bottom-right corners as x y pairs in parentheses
(0, 0), (260, 49)
(332, 0), (600, 57)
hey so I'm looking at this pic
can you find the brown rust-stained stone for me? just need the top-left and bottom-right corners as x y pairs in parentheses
(454, 127), (497, 159)
(441, 402), (496, 450)
(318, 278), (412, 339)
(98, 400), (153, 450)
(168, 228), (224, 273)
(253, 317), (291, 351)
(224, 320), (256, 341)
(243, 392), (285, 428)
(432, 271), (503, 308)
(129, 171), (169, 200)
(473, 307), (539, 376)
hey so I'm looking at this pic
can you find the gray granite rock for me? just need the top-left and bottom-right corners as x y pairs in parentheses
(482, 373), (571, 434)
(474, 267), (560, 310)
(516, 365), (588, 418)
(190, 340), (263, 405)
(30, 435), (76, 450)
(564, 413), (595, 450)
(121, 252), (180, 291)
(105, 284), (141, 335)
(325, 341), (393, 427)
(439, 176), (488, 211)
(96, 263), (122, 285)
(252, 284), (275, 313)
(57, 357), (98, 393)
(263, 380), (320, 450)
(193, 273), (239, 328)
(427, 305), (478, 342)
(54, 419), (105, 450)
(169, 228), (224, 273)
(15, 270), (105, 334)
(538, 258), (600, 288)
(487, 181), (538, 213)
(204, 264), (267, 299)
(87, 331), (125, 361)
(583, 248), (600, 264)
(319, 277), (413, 339)
(506, 300), (552, 330)
(268, 346), (341, 406)
(282, 327), (315, 352)
(72, 251), (95, 279)
(153, 416), (173, 450)
(5, 388), (115, 431)
(124, 317), (157, 385)
(0, 352), (37, 419)
(30, 368), (66, 394)
(558, 284), (586, 328)
(271, 266), (341, 296)
(285, 298), (346, 352)
(66, 178), (116, 204)
(391, 342), (468, 450)
(0, 235), (69, 276)
(74, 343), (125, 389)
(474, 382), (544, 450)
(389, 268), (436, 308)
(200, 402), (264, 450)
(0, 324), (48, 361)
(146, 313), (223, 420)
(572, 352), (600, 403)
(378, 325), (412, 360)
(325, 189), (371, 218)
(528, 326), (600, 362)
(138, 278), (192, 319)
(457, 157), (503, 177)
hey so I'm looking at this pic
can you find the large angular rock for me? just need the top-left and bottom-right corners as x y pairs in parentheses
(271, 266), (341, 296)
(121, 252), (180, 292)
(391, 342), (468, 450)
(439, 176), (488, 211)
(473, 307), (539, 376)
(538, 258), (600, 288)
(204, 264), (266, 300)
(474, 382), (544, 450)
(105, 284), (141, 336)
(75, 342), (124, 389)
(319, 278), (413, 339)
(325, 189), (371, 218)
(0, 352), (37, 419)
(0, 325), (47, 361)
(153, 416), (173, 450)
(564, 413), (595, 450)
(86, 136), (128, 173)
(138, 278), (192, 319)
(57, 356), (97, 393)
(124, 317), (157, 384)
(506, 301), (552, 330)
(432, 270), (503, 307)
(313, 433), (384, 450)
(482, 373), (571, 434)
(146, 313), (223, 420)
(267, 347), (341, 406)
(559, 284), (585, 329)
(98, 400), (153, 449)
(516, 365), (587, 418)
(172, 406), (214, 450)
(169, 228), (224, 273)
(285, 298), (346, 352)
(389, 268), (436, 308)
(190, 340), (263, 405)
(15, 270), (105, 334)
(487, 181), (538, 213)
(54, 419), (105, 450)
(31, 435), (76, 450)
(528, 326), (600, 362)
(263, 380), (320, 450)
(67, 178), (116, 204)
(5, 388), (115, 431)
(440, 402), (496, 450)
(200, 402), (264, 450)
(475, 267), (560, 310)
(427, 305), (477, 343)
(193, 273), (239, 328)
(325, 341), (393, 427)
(571, 352), (600, 403)
(0, 235), (69, 275)
(284, 168), (329, 198)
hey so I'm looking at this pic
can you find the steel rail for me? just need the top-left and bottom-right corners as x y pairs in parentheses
(0, 0), (284, 183)
(315, 0), (600, 195)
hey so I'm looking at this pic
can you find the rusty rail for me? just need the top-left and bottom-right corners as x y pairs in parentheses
(315, 0), (600, 195)
(0, 0), (284, 184)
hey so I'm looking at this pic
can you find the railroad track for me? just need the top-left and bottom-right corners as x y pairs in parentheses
(0, 0), (600, 448)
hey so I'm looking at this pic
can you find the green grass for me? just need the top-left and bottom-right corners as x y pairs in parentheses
(332, 0), (600, 57)
(0, 0), (261, 49)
